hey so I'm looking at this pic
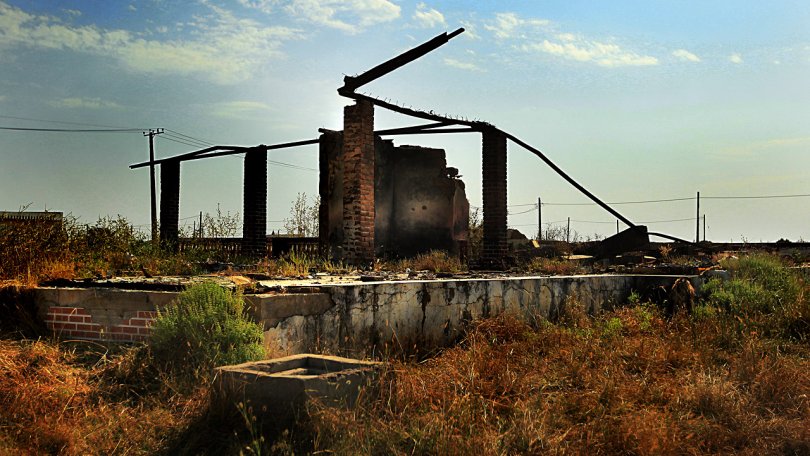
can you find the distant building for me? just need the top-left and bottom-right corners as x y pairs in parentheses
(0, 211), (63, 232)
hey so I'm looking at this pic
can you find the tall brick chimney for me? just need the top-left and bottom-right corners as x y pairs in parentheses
(242, 148), (267, 257)
(481, 128), (507, 267)
(341, 99), (375, 265)
(159, 159), (180, 251)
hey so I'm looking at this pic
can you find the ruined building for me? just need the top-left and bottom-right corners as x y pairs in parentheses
(319, 134), (468, 260)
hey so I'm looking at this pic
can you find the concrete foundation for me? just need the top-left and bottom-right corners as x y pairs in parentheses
(32, 274), (698, 351)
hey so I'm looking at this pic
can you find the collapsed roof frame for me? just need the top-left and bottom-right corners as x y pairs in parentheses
(336, 27), (691, 245)
(129, 28), (691, 246)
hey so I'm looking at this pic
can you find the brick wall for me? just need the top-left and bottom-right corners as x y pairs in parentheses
(342, 100), (375, 265)
(242, 148), (267, 257)
(481, 128), (508, 267)
(45, 307), (156, 342)
(159, 159), (181, 250)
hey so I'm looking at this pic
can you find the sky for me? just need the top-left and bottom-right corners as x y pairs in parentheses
(1, 0), (809, 242)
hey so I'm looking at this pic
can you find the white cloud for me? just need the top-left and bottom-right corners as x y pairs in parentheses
(238, 0), (273, 14)
(128, 4), (136, 12)
(459, 20), (479, 40)
(282, 0), (400, 34)
(523, 37), (658, 67)
(729, 53), (743, 64)
(0, 1), (300, 84)
(209, 100), (273, 118)
(51, 97), (121, 109)
(716, 136), (810, 158)
(443, 57), (482, 72)
(672, 48), (700, 62)
(413, 2), (445, 29)
(484, 12), (549, 40)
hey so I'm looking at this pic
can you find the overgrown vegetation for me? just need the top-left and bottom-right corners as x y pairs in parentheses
(701, 253), (809, 342)
(396, 250), (465, 273)
(2, 250), (809, 454)
(150, 282), (265, 380)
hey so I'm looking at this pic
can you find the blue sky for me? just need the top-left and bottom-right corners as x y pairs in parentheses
(1, 0), (808, 242)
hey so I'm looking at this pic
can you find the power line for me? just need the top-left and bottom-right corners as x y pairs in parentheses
(0, 126), (145, 133)
(165, 129), (214, 146)
(703, 193), (810, 200)
(157, 134), (207, 148)
(0, 114), (133, 129)
(507, 193), (810, 208)
(538, 196), (695, 206)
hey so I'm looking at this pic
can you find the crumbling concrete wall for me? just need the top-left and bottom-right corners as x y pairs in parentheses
(263, 274), (699, 357)
(378, 145), (468, 257)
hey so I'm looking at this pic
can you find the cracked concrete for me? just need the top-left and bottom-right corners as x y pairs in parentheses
(263, 274), (698, 357)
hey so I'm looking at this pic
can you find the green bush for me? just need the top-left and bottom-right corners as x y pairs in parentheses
(149, 282), (265, 376)
(701, 254), (808, 341)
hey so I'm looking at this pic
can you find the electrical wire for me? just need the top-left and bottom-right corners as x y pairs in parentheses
(0, 114), (135, 129)
(0, 126), (145, 132)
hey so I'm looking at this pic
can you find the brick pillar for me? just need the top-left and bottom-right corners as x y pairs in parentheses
(481, 128), (507, 267)
(242, 148), (267, 257)
(342, 100), (375, 265)
(159, 159), (180, 251)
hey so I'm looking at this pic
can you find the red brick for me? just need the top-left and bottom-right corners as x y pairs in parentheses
(127, 318), (153, 327)
(50, 322), (77, 331)
(74, 322), (101, 332)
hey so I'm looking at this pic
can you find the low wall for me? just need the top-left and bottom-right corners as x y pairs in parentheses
(259, 274), (697, 357)
(34, 288), (176, 342)
(32, 275), (696, 351)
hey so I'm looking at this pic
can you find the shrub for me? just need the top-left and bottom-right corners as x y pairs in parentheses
(701, 253), (808, 341)
(149, 282), (265, 378)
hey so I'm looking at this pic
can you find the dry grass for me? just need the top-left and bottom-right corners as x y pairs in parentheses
(300, 309), (810, 455)
(0, 338), (216, 455)
(525, 257), (581, 275)
(396, 250), (465, 273)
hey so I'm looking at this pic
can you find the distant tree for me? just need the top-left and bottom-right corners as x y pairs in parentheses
(201, 204), (241, 238)
(283, 192), (319, 236)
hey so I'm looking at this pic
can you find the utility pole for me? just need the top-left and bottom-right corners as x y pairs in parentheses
(567, 217), (571, 243)
(695, 191), (700, 243)
(537, 197), (542, 241)
(144, 128), (164, 243)
(703, 214), (706, 242)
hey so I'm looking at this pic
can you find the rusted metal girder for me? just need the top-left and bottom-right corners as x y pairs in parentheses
(129, 138), (320, 169)
(503, 131), (636, 228)
(339, 28), (465, 95)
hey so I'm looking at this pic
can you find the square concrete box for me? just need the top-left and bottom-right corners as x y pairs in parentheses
(215, 354), (382, 419)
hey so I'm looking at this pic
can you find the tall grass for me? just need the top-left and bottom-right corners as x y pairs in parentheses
(293, 305), (810, 455)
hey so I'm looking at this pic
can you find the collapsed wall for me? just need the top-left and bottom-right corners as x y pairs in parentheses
(319, 132), (469, 260)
